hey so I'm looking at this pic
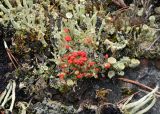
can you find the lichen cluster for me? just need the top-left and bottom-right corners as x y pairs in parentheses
(0, 0), (159, 114)
(0, 0), (159, 83)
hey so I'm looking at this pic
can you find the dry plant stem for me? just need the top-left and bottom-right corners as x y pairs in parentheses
(145, 36), (160, 51)
(117, 91), (140, 105)
(112, 0), (127, 8)
(6, 50), (17, 69)
(3, 40), (20, 68)
(114, 6), (129, 14)
(117, 78), (160, 96)
(7, 49), (19, 66)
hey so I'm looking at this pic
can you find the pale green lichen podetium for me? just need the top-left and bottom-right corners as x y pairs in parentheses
(106, 56), (140, 78)
(121, 86), (158, 114)
(0, 0), (47, 32)
(0, 0), (51, 46)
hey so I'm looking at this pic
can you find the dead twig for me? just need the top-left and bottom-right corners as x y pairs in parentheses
(117, 91), (140, 105)
(112, 0), (127, 8)
(3, 40), (20, 69)
(117, 78), (160, 96)
(145, 36), (160, 51)
(115, 6), (129, 13)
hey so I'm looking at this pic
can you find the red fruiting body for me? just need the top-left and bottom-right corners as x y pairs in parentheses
(95, 68), (100, 72)
(75, 70), (80, 75)
(58, 73), (66, 80)
(72, 68), (77, 70)
(66, 45), (70, 49)
(59, 50), (100, 79)
(83, 37), (93, 44)
(65, 35), (72, 42)
(76, 73), (84, 79)
(64, 28), (69, 33)
(105, 54), (109, 59)
(88, 61), (95, 67)
(67, 51), (87, 65)
(104, 63), (111, 69)
(76, 75), (81, 79)
(68, 60), (73, 64)
(86, 73), (93, 77)
(60, 64), (67, 68)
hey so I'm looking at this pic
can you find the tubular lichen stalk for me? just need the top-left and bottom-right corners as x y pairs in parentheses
(0, 80), (16, 112)
(121, 85), (159, 114)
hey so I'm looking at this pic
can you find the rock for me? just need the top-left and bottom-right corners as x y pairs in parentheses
(155, 59), (160, 70)
(32, 98), (75, 114)
(137, 58), (149, 79)
(140, 58), (149, 67)
(98, 103), (122, 114)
